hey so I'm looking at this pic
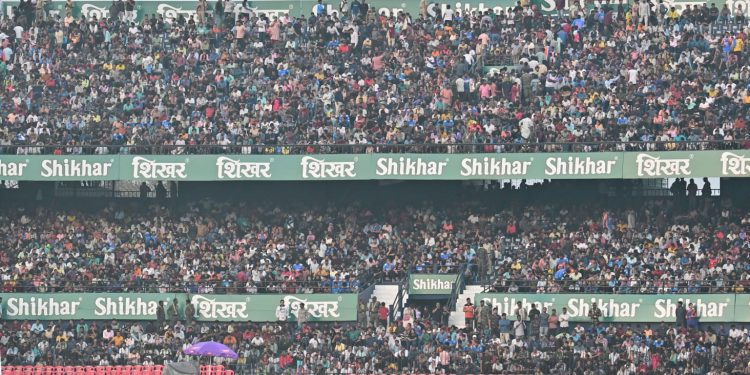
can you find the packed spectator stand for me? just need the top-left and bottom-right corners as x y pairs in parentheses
(0, 179), (747, 373)
(0, 0), (747, 154)
(0, 0), (749, 373)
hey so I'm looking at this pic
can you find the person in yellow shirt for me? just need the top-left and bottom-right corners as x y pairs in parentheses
(112, 333), (124, 347)
(734, 37), (744, 53)
(666, 7), (679, 23)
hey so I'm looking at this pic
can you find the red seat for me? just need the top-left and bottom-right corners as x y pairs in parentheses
(132, 366), (144, 375)
(120, 366), (132, 375)
(140, 367), (151, 375)
(73, 366), (85, 375)
(23, 366), (36, 375)
(152, 366), (163, 375)
(63, 367), (75, 375)
(44, 367), (57, 375)
(84, 367), (95, 375)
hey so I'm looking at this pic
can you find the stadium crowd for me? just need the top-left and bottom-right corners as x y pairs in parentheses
(1, 295), (750, 374)
(0, 186), (748, 295)
(0, 0), (747, 154)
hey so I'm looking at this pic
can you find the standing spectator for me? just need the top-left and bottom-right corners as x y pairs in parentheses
(139, 182), (151, 199)
(367, 297), (378, 327)
(513, 316), (526, 339)
(275, 300), (289, 323)
(432, 302), (446, 327)
(675, 301), (687, 328)
(168, 298), (179, 327)
(529, 303), (541, 337)
(514, 301), (528, 322)
(687, 303), (699, 329)
(559, 307), (570, 333)
(499, 313), (512, 343)
(589, 302), (602, 328)
(184, 299), (195, 327)
(377, 302), (389, 327)
(548, 309), (559, 337)
(475, 300), (486, 330)
(156, 301), (165, 330)
(480, 301), (492, 332)
(687, 179), (698, 209)
(125, 0), (134, 23)
(443, 4), (454, 25)
(463, 298), (475, 330)
(539, 307), (550, 338)
(296, 302), (308, 330)
(196, 0), (206, 23)
(638, 0), (651, 26)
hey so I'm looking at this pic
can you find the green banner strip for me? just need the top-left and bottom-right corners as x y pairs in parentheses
(477, 293), (745, 323)
(1, 151), (749, 180)
(7, 0), (747, 21)
(408, 274), (459, 295)
(0, 293), (357, 322)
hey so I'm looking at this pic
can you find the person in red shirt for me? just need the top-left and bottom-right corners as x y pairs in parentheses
(463, 299), (475, 330)
(377, 302), (389, 327)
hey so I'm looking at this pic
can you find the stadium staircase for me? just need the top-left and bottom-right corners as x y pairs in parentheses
(0, 365), (231, 375)
(371, 284), (401, 307)
(449, 285), (485, 328)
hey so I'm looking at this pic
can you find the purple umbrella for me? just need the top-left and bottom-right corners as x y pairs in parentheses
(183, 341), (238, 359)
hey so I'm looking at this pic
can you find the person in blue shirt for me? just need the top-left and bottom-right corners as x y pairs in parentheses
(498, 313), (512, 343)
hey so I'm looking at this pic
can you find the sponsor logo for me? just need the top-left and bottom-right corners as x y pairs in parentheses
(635, 153), (691, 177)
(300, 156), (356, 179)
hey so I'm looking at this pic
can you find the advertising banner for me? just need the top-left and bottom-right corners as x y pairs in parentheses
(477, 293), (738, 323)
(0, 293), (357, 322)
(0, 151), (747, 181)
(2, 0), (748, 22)
(408, 274), (459, 295)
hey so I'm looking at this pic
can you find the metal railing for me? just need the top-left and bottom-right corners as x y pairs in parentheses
(446, 263), (469, 313)
(0, 278), (364, 294)
(0, 140), (747, 155)
(481, 278), (750, 294)
(389, 273), (409, 323)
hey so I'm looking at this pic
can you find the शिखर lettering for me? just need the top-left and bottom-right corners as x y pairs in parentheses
(283, 296), (341, 318)
(635, 154), (691, 177)
(191, 295), (249, 320)
(131, 156), (187, 179)
(720, 152), (750, 176)
(216, 157), (272, 179)
(300, 156), (356, 179)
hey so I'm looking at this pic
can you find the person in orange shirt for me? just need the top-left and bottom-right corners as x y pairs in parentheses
(463, 298), (475, 329)
(223, 333), (237, 349)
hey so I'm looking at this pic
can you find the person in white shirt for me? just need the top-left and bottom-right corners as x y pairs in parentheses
(442, 4), (454, 25)
(559, 307), (570, 333)
(275, 299), (290, 322)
